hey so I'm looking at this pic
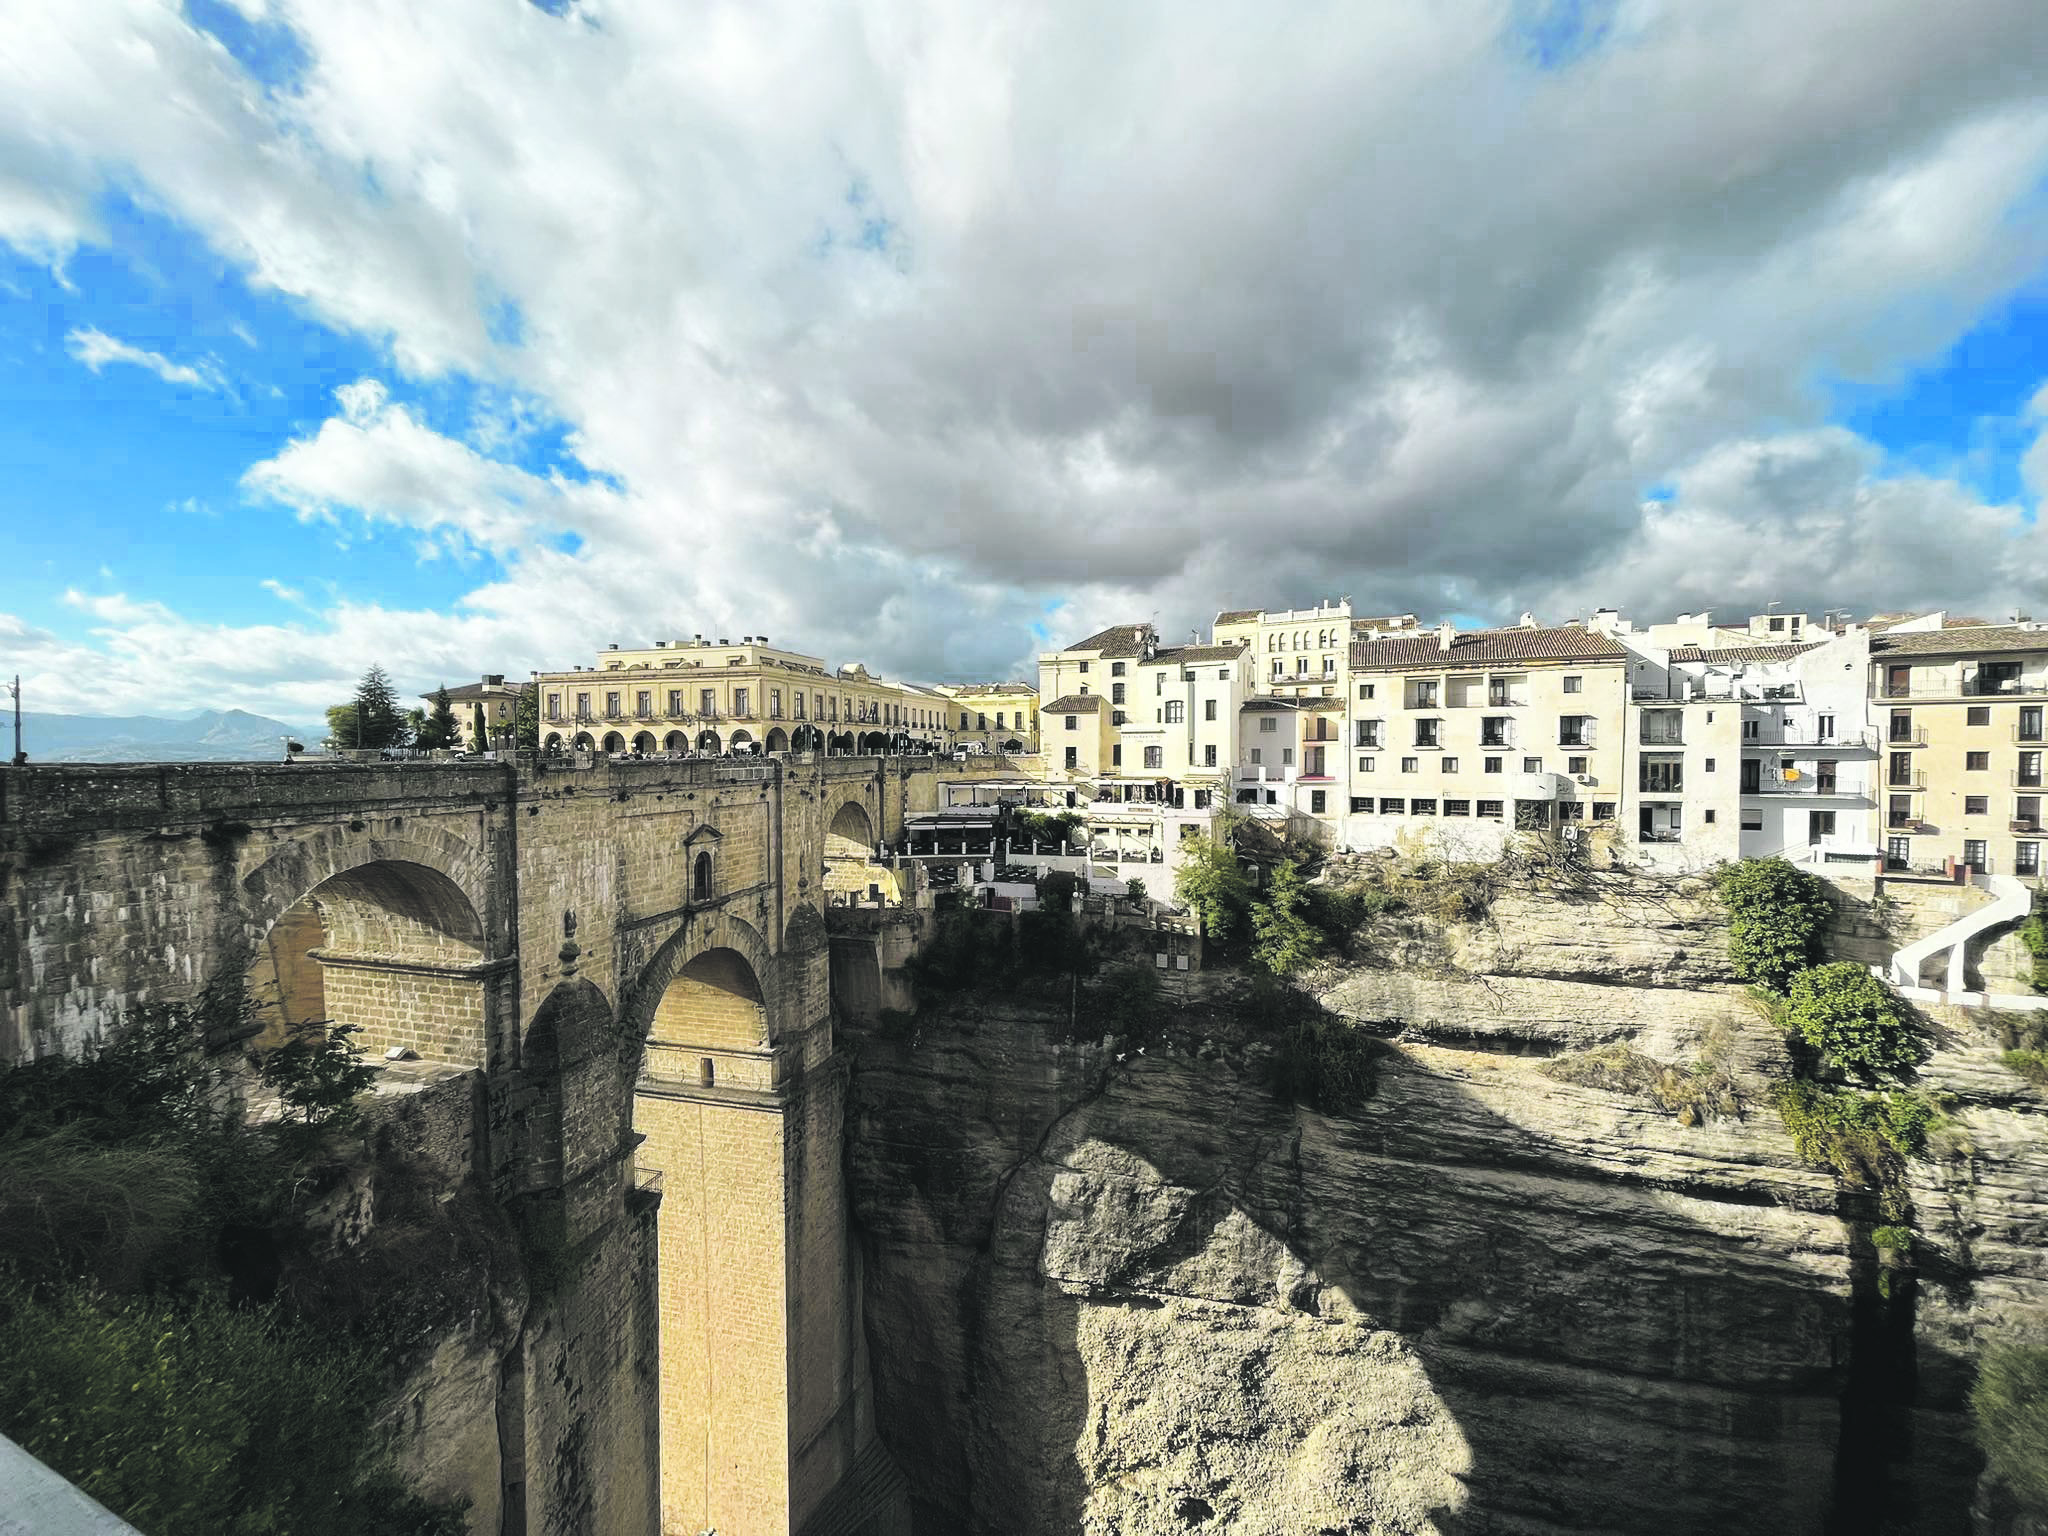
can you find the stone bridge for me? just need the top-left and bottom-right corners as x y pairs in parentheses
(0, 754), (938, 1536)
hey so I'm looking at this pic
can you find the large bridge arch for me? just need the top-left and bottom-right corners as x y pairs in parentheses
(238, 831), (498, 1068)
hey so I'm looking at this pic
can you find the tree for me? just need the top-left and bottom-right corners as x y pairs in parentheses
(1782, 962), (1922, 1077)
(1174, 828), (1252, 948)
(1251, 858), (1323, 976)
(470, 702), (488, 752)
(338, 665), (411, 751)
(1714, 856), (1834, 992)
(513, 684), (539, 751)
(1974, 1333), (2048, 1515)
(414, 687), (459, 751)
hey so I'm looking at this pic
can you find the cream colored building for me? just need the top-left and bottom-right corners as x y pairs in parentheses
(1212, 599), (1419, 701)
(1870, 617), (2048, 880)
(1342, 622), (1630, 856)
(535, 635), (957, 755)
(934, 682), (1040, 752)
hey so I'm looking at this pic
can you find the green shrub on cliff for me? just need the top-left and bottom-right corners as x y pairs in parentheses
(1250, 860), (1323, 976)
(2020, 895), (2048, 991)
(1974, 1333), (2048, 1516)
(1713, 857), (1834, 992)
(1175, 829), (1254, 948)
(1769, 1080), (1940, 1218)
(1781, 962), (1923, 1077)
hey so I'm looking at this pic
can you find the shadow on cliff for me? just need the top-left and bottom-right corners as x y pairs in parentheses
(842, 989), (1977, 1536)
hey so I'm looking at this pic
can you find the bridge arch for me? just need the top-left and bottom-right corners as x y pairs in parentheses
(519, 976), (622, 1189)
(240, 833), (495, 1068)
(826, 800), (875, 861)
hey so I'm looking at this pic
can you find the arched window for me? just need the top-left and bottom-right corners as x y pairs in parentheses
(693, 851), (713, 902)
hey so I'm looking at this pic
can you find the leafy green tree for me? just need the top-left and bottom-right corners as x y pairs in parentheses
(1174, 829), (1253, 948)
(1974, 1334), (2048, 1515)
(1251, 859), (1323, 976)
(513, 684), (539, 751)
(1782, 962), (1923, 1077)
(414, 687), (459, 751)
(1714, 856), (1834, 991)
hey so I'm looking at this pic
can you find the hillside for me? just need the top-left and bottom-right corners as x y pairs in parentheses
(13, 708), (314, 763)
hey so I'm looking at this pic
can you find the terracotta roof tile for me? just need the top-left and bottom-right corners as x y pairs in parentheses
(1213, 609), (1261, 625)
(1153, 642), (1247, 662)
(1666, 642), (1824, 664)
(1045, 694), (1104, 712)
(1871, 625), (2048, 658)
(1348, 626), (1627, 671)
(1065, 623), (1150, 657)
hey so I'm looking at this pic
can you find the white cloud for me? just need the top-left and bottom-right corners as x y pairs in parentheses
(64, 326), (222, 390)
(3, 0), (2048, 715)
(260, 579), (303, 603)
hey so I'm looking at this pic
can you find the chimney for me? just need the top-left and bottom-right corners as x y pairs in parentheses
(608, 643), (619, 650)
(1436, 621), (1456, 651)
(758, 635), (768, 644)
(655, 641), (667, 648)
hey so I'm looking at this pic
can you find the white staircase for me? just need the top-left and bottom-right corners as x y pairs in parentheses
(1881, 873), (2046, 1011)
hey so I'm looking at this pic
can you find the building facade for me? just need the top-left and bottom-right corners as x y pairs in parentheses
(934, 683), (1041, 752)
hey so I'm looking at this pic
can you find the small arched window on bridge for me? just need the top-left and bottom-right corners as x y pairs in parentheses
(693, 850), (714, 902)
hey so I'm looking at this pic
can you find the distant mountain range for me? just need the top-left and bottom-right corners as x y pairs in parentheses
(12, 709), (318, 763)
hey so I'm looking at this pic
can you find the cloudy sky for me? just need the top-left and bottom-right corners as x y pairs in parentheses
(3, 0), (2047, 728)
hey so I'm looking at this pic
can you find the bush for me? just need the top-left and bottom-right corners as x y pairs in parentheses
(1975, 1334), (2048, 1515)
(1771, 1080), (1940, 1218)
(1782, 963), (1922, 1077)
(1175, 830), (1254, 950)
(0, 1281), (466, 1536)
(2020, 897), (2048, 991)
(2002, 1049), (2048, 1087)
(1540, 1037), (1741, 1125)
(1714, 857), (1834, 992)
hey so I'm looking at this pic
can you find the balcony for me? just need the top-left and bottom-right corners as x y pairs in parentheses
(1964, 677), (2048, 698)
(1887, 812), (1933, 832)
(1751, 727), (1880, 751)
(2013, 818), (2043, 835)
(1883, 726), (1929, 748)
(1749, 776), (1863, 799)
(2017, 772), (2046, 790)
(2018, 723), (2046, 744)
(1887, 770), (1927, 790)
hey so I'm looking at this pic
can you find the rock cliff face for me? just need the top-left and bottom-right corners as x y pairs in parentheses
(841, 876), (2048, 1535)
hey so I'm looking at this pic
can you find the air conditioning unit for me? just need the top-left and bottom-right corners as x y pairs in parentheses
(1575, 774), (1596, 784)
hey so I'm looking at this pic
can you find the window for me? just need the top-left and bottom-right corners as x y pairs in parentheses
(2018, 842), (2041, 876)
(1078, 661), (1090, 673)
(1412, 680), (1439, 709)
(1157, 673), (1166, 694)
(733, 688), (749, 717)
(1250, 748), (1262, 765)
(1358, 683), (1376, 700)
(2023, 751), (2044, 788)
(1443, 756), (1459, 773)
(636, 689), (652, 718)
(1204, 699), (1217, 721)
(1357, 756), (1375, 773)
(700, 688), (716, 716)
(1260, 716), (1278, 733)
(1282, 748), (1295, 766)
(1311, 790), (1327, 813)
(1476, 799), (1504, 819)
(1350, 797), (1372, 813)
(1558, 715), (1593, 747)
(546, 693), (562, 720)
(1968, 706), (1990, 727)
(1402, 757), (1420, 773)
(1640, 710), (1682, 745)
(1065, 715), (1077, 730)
(1064, 746), (1078, 768)
(1480, 716), (1511, 747)
(1415, 719), (1441, 747)
(1559, 801), (1585, 820)
(1112, 745), (1123, 766)
(1743, 719), (1760, 740)
(1768, 616), (1785, 632)
(1297, 657), (1310, 675)
(692, 850), (714, 902)
(1568, 756), (1587, 775)
(1965, 795), (1989, 815)
(2018, 796), (2041, 829)
(1523, 757), (1542, 774)
(1563, 675), (1582, 694)
(1111, 710), (1127, 726)
(667, 689), (683, 716)
(1810, 811), (1836, 841)
(1112, 683), (1126, 704)
(1272, 659), (1285, 677)
(1356, 720), (1382, 748)
(1889, 710), (1915, 743)
(1640, 756), (1683, 793)
(1204, 745), (1217, 766)
(1484, 756), (1502, 773)
(1967, 751), (1990, 771)
(1740, 809), (1763, 831)
(1704, 757), (1715, 773)
(605, 690), (621, 718)
(1379, 797), (1406, 814)
(1111, 661), (1126, 677)
(1703, 809), (1717, 824)
(1144, 745), (1162, 769)
(1445, 799), (1471, 816)
(1410, 797), (1437, 815)
(1165, 700), (1185, 724)
(1592, 801), (1616, 821)
(1963, 839), (1988, 870)
(2021, 707), (2044, 742)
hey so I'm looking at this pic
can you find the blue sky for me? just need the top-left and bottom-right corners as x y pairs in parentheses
(1, 0), (2046, 723)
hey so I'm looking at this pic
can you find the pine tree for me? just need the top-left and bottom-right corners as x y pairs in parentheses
(415, 687), (459, 751)
(348, 665), (411, 750)
(470, 702), (488, 752)
(1251, 859), (1323, 976)
(513, 685), (540, 751)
